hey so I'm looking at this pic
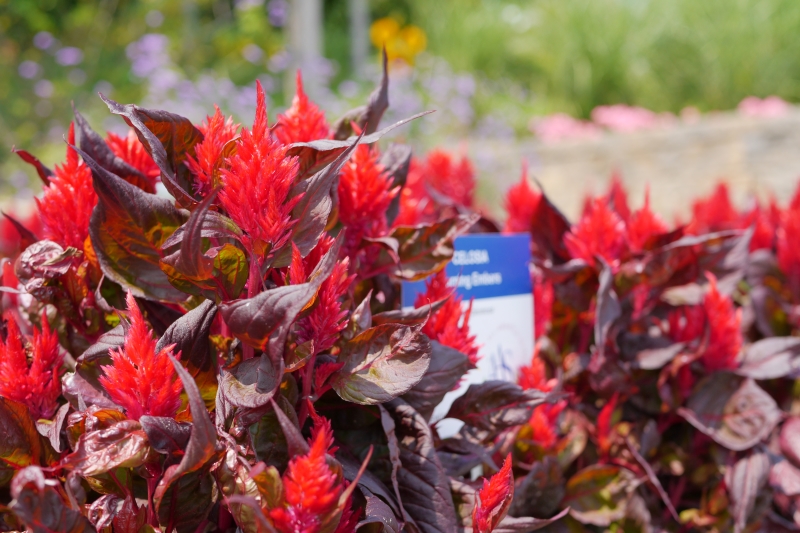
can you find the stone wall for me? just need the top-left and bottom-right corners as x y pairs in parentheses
(457, 109), (800, 222)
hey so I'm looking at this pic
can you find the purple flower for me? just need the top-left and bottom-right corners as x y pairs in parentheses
(18, 61), (40, 79)
(268, 50), (291, 72)
(242, 44), (264, 64)
(268, 0), (288, 27)
(34, 80), (54, 98)
(55, 47), (84, 66)
(146, 10), (164, 28)
(33, 32), (54, 50)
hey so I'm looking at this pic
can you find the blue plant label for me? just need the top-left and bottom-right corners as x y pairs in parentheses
(402, 233), (534, 437)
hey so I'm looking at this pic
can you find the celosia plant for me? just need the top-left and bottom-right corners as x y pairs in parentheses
(0, 59), (564, 533)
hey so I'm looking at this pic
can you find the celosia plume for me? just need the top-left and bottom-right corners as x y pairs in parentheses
(186, 106), (240, 196)
(99, 292), (182, 420)
(269, 414), (348, 533)
(700, 273), (741, 372)
(596, 393), (619, 456)
(414, 270), (479, 366)
(686, 182), (739, 234)
(564, 198), (627, 269)
(604, 174), (631, 223)
(533, 274), (553, 339)
(35, 123), (97, 250)
(275, 72), (331, 145)
(422, 149), (476, 207)
(503, 165), (541, 234)
(472, 453), (514, 533)
(105, 129), (160, 192)
(627, 189), (669, 252)
(394, 158), (432, 227)
(0, 315), (62, 419)
(778, 204), (800, 293)
(219, 82), (300, 258)
(519, 350), (564, 449)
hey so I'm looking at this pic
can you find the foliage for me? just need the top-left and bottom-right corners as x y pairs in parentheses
(503, 174), (800, 531)
(0, 61), (568, 533)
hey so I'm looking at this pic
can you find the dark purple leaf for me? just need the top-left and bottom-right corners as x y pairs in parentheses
(269, 397), (309, 457)
(333, 49), (389, 139)
(381, 143), (413, 224)
(380, 399), (458, 533)
(156, 300), (217, 383)
(62, 419), (149, 477)
(372, 297), (447, 326)
(2, 212), (37, 251)
(169, 354), (217, 477)
(135, 297), (183, 336)
(338, 453), (401, 517)
(725, 448), (770, 533)
(73, 108), (149, 190)
(139, 416), (191, 455)
(35, 403), (70, 454)
(75, 144), (189, 302)
(625, 437), (679, 522)
(331, 323), (432, 405)
(61, 372), (119, 411)
(153, 467), (215, 533)
(402, 341), (470, 421)
(509, 456), (565, 519)
(634, 342), (684, 370)
(445, 381), (551, 433)
(249, 394), (296, 469)
(736, 338), (800, 379)
(382, 214), (478, 281)
(531, 181), (571, 262)
(219, 354), (280, 409)
(357, 488), (402, 533)
(590, 259), (621, 372)
(220, 236), (340, 356)
(173, 190), (218, 279)
(10, 466), (96, 533)
(12, 147), (54, 184)
(493, 509), (571, 532)
(100, 94), (202, 208)
(15, 241), (76, 295)
(678, 374), (781, 451)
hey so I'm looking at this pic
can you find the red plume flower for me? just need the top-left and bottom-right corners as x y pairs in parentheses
(503, 165), (541, 234)
(627, 189), (669, 252)
(519, 349), (565, 449)
(337, 142), (398, 255)
(99, 292), (182, 420)
(422, 149), (476, 207)
(394, 158), (432, 227)
(35, 123), (97, 250)
(0, 315), (63, 419)
(186, 106), (240, 196)
(219, 81), (301, 258)
(604, 174), (631, 223)
(564, 198), (627, 269)
(778, 204), (800, 293)
(596, 393), (619, 456)
(700, 273), (741, 372)
(105, 130), (160, 192)
(269, 414), (349, 533)
(742, 204), (775, 252)
(533, 274), (553, 339)
(275, 72), (331, 145)
(414, 270), (479, 366)
(686, 182), (739, 235)
(472, 453), (514, 533)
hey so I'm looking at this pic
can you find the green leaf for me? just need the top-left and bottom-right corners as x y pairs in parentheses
(332, 324), (432, 405)
(74, 145), (189, 302)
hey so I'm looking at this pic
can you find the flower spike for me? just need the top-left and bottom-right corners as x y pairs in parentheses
(472, 454), (514, 533)
(275, 71), (331, 145)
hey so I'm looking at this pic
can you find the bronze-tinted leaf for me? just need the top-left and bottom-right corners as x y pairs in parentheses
(446, 381), (551, 433)
(139, 416), (191, 455)
(62, 420), (149, 477)
(564, 465), (639, 526)
(10, 466), (95, 533)
(219, 355), (280, 409)
(509, 456), (565, 519)
(725, 448), (770, 533)
(0, 398), (45, 487)
(401, 341), (469, 421)
(493, 509), (570, 533)
(12, 147), (54, 184)
(332, 323), (431, 405)
(76, 145), (189, 302)
(332, 49), (389, 139)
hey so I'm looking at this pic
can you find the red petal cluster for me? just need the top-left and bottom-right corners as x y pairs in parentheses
(414, 270), (479, 366)
(564, 198), (627, 269)
(472, 453), (514, 533)
(269, 415), (345, 533)
(519, 350), (565, 449)
(503, 166), (541, 234)
(596, 393), (619, 456)
(627, 190), (669, 252)
(533, 274), (553, 339)
(35, 123), (97, 250)
(685, 182), (740, 235)
(186, 106), (240, 196)
(275, 73), (331, 145)
(778, 203), (800, 291)
(99, 292), (182, 421)
(219, 82), (300, 258)
(337, 143), (397, 253)
(700, 273), (742, 372)
(105, 129), (160, 192)
(0, 315), (62, 419)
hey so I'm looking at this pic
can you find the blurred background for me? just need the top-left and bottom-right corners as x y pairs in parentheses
(4, 0), (800, 218)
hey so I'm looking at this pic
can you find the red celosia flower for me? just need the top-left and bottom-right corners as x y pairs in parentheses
(0, 315), (62, 419)
(275, 72), (331, 145)
(186, 106), (240, 196)
(518, 348), (557, 392)
(700, 273), (741, 372)
(742, 204), (775, 252)
(627, 189), (669, 253)
(269, 414), (347, 533)
(291, 237), (355, 355)
(596, 393), (619, 456)
(422, 149), (476, 207)
(394, 158), (432, 227)
(35, 123), (97, 250)
(414, 270), (479, 366)
(564, 198), (627, 269)
(604, 174), (631, 223)
(105, 130), (160, 192)
(778, 205), (800, 292)
(503, 165), (541, 234)
(99, 292), (182, 421)
(519, 349), (564, 449)
(667, 305), (706, 344)
(533, 274), (553, 339)
(337, 142), (398, 254)
(472, 453), (514, 533)
(219, 81), (301, 258)
(686, 182), (739, 235)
